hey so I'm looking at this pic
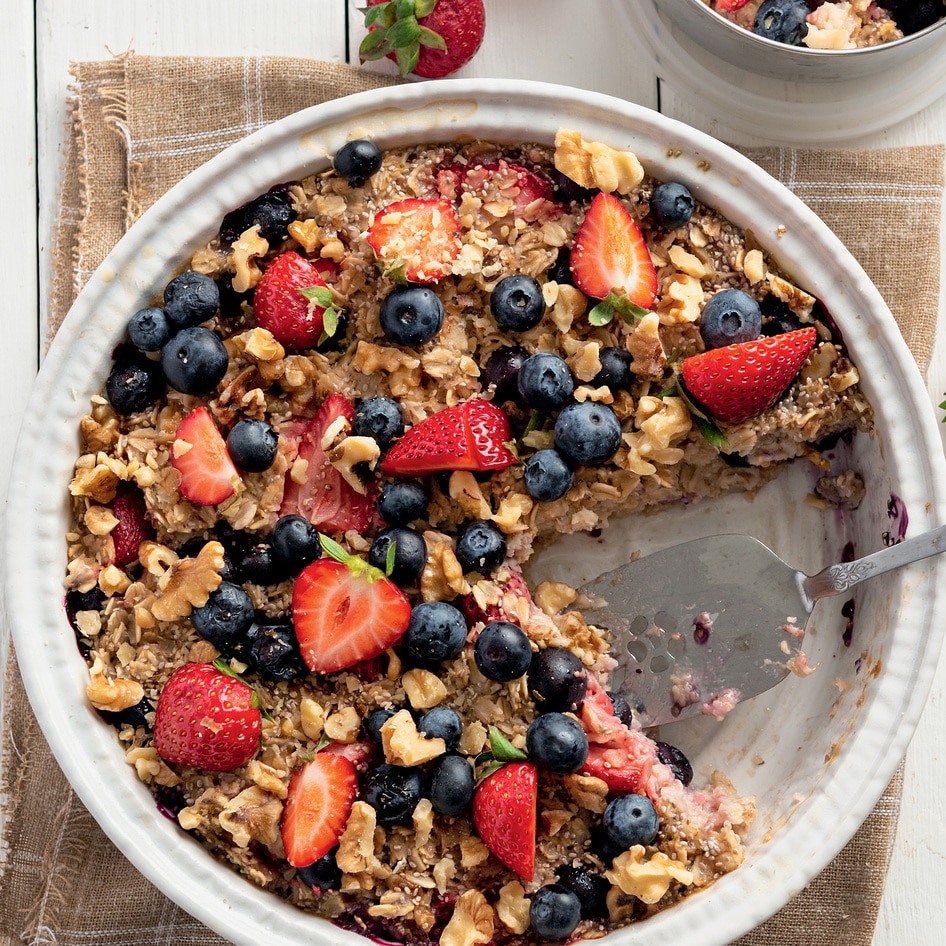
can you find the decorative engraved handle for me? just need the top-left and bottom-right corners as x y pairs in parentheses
(802, 523), (946, 604)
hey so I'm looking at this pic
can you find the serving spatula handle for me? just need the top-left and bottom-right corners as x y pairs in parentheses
(801, 522), (946, 604)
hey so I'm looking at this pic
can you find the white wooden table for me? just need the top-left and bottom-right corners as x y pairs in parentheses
(3, 1), (945, 942)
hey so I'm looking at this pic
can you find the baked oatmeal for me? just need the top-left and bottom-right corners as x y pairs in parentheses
(64, 128), (872, 943)
(703, 0), (943, 49)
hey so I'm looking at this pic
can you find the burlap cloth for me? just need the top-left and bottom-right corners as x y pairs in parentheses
(2, 54), (942, 946)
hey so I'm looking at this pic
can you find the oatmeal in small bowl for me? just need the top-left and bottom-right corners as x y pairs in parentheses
(5, 79), (946, 946)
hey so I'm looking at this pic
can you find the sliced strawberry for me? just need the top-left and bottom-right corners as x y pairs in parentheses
(281, 752), (358, 868)
(437, 160), (561, 224)
(381, 400), (517, 476)
(280, 394), (377, 533)
(360, 0), (486, 79)
(681, 326), (818, 425)
(153, 663), (261, 771)
(108, 482), (154, 567)
(716, 0), (751, 10)
(472, 761), (538, 881)
(461, 567), (532, 627)
(254, 251), (337, 351)
(292, 550), (411, 674)
(570, 192), (658, 314)
(365, 198), (461, 284)
(578, 676), (656, 798)
(321, 739), (377, 774)
(171, 406), (241, 506)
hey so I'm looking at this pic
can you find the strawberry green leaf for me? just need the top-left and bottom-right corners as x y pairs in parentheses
(212, 658), (274, 721)
(415, 0), (437, 16)
(587, 300), (615, 327)
(314, 733), (332, 752)
(359, 29), (391, 60)
(417, 24), (447, 51)
(673, 381), (730, 450)
(388, 15), (422, 46)
(319, 534), (386, 583)
(489, 726), (527, 762)
(940, 397), (946, 419)
(395, 44), (420, 76)
(298, 285), (335, 308)
(385, 540), (397, 577)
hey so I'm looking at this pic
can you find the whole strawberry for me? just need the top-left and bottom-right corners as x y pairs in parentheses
(254, 251), (339, 351)
(154, 663), (262, 771)
(681, 326), (817, 424)
(360, 0), (486, 79)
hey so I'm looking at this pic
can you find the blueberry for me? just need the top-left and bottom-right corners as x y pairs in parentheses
(655, 741), (693, 786)
(554, 402), (622, 466)
(523, 449), (574, 503)
(590, 347), (633, 391)
(333, 139), (383, 187)
(429, 753), (475, 817)
(455, 521), (507, 574)
(483, 345), (529, 403)
(418, 707), (462, 751)
(530, 884), (582, 940)
(650, 182), (695, 229)
(128, 306), (175, 352)
(699, 289), (762, 349)
(215, 272), (254, 319)
(365, 707), (398, 743)
(352, 397), (404, 447)
(65, 587), (106, 653)
(546, 246), (574, 286)
(219, 186), (296, 246)
(754, 0), (810, 45)
(474, 621), (532, 683)
(555, 865), (610, 919)
(227, 418), (279, 472)
(895, 0), (944, 34)
(160, 326), (229, 396)
(97, 695), (155, 731)
(760, 294), (804, 336)
(297, 848), (342, 892)
(602, 793), (659, 849)
(379, 285), (444, 347)
(377, 480), (429, 526)
(368, 526), (427, 585)
(528, 647), (587, 713)
(609, 692), (635, 728)
(490, 274), (546, 332)
(271, 514), (322, 575)
(243, 618), (307, 681)
(105, 359), (164, 415)
(526, 713), (588, 774)
(191, 581), (255, 650)
(163, 271), (220, 328)
(403, 601), (468, 663)
(517, 352), (574, 413)
(236, 540), (285, 585)
(364, 763), (427, 827)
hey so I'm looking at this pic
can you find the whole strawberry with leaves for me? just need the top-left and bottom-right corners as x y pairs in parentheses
(360, 0), (486, 79)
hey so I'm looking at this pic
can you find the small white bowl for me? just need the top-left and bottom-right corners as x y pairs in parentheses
(4, 79), (946, 946)
(625, 0), (946, 141)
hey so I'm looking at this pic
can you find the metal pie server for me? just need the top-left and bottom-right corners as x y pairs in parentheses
(576, 525), (946, 727)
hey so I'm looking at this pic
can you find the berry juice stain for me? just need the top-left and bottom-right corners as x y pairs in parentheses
(841, 599), (855, 647)
(884, 494), (908, 545)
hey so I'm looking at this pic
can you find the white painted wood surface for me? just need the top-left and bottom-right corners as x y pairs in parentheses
(3, 0), (944, 940)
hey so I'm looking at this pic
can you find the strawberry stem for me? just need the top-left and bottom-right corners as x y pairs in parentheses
(358, 0), (447, 76)
(319, 533), (386, 583)
(212, 657), (275, 721)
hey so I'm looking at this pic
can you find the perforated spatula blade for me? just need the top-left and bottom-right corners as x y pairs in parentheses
(577, 526), (946, 727)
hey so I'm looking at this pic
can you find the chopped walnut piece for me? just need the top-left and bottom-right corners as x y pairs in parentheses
(497, 881), (531, 934)
(554, 129), (644, 194)
(230, 224), (269, 293)
(86, 673), (144, 713)
(381, 709), (446, 766)
(327, 435), (381, 495)
(218, 786), (283, 848)
(324, 706), (361, 743)
(440, 889), (494, 946)
(563, 773), (610, 813)
(606, 845), (695, 904)
(300, 697), (326, 742)
(150, 541), (225, 623)
(533, 581), (577, 615)
(337, 801), (389, 877)
(402, 668), (448, 710)
(84, 505), (119, 536)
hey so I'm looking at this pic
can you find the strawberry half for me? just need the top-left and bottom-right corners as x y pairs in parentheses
(681, 326), (818, 425)
(108, 482), (154, 567)
(436, 160), (561, 225)
(281, 752), (358, 868)
(254, 251), (338, 351)
(381, 400), (517, 477)
(171, 406), (242, 506)
(578, 676), (655, 797)
(365, 198), (461, 284)
(570, 192), (658, 323)
(153, 663), (261, 771)
(472, 761), (538, 881)
(360, 0), (486, 79)
(291, 539), (411, 674)
(280, 394), (377, 533)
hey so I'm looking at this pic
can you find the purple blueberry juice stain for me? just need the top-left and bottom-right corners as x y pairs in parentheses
(692, 611), (713, 645)
(841, 599), (855, 647)
(885, 493), (908, 545)
(153, 785), (187, 822)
